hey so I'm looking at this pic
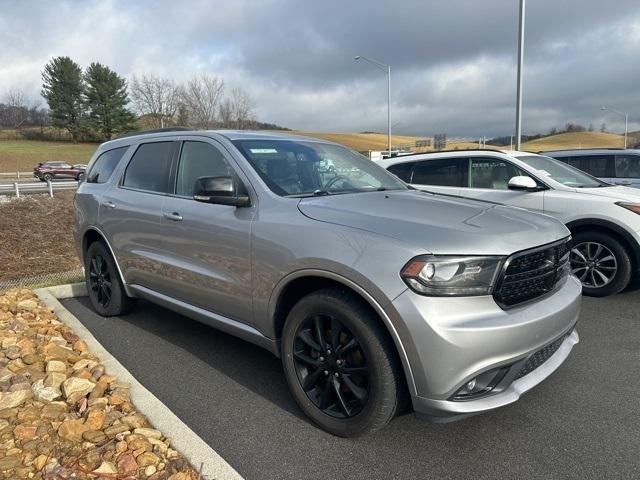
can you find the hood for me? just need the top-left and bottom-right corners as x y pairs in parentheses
(575, 185), (640, 203)
(298, 190), (569, 256)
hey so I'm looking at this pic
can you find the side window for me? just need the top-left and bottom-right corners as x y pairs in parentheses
(387, 162), (415, 182)
(122, 142), (174, 193)
(412, 158), (467, 187)
(469, 157), (522, 190)
(615, 154), (640, 178)
(87, 146), (129, 184)
(571, 155), (612, 177)
(553, 157), (569, 164)
(175, 141), (233, 196)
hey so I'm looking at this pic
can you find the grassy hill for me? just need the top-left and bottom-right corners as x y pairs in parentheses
(522, 132), (625, 151)
(293, 132), (424, 151)
(0, 140), (97, 173)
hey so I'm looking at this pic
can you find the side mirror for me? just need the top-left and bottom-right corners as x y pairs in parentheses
(193, 176), (250, 207)
(508, 176), (539, 191)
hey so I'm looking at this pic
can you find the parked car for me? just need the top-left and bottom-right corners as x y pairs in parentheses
(74, 131), (580, 436)
(546, 149), (640, 188)
(380, 149), (640, 297)
(33, 161), (85, 181)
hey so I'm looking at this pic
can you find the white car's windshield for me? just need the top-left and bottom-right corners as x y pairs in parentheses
(233, 139), (406, 197)
(516, 155), (609, 188)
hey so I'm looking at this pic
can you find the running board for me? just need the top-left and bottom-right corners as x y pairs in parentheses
(128, 284), (280, 356)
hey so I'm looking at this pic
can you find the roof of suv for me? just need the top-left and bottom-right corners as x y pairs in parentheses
(104, 129), (333, 147)
(544, 148), (640, 156)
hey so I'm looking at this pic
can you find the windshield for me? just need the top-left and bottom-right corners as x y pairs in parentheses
(516, 155), (608, 188)
(232, 139), (406, 197)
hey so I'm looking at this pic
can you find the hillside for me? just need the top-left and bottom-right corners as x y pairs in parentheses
(522, 131), (625, 151)
(294, 132), (424, 151)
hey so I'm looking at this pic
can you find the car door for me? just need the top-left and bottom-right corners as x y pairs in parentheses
(409, 157), (467, 195)
(614, 153), (640, 188)
(56, 162), (74, 179)
(99, 140), (178, 292)
(160, 137), (255, 323)
(458, 156), (545, 212)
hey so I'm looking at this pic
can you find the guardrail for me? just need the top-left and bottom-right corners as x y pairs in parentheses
(0, 172), (32, 177)
(0, 180), (78, 197)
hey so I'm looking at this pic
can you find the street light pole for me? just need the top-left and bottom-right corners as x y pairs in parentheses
(355, 55), (391, 156)
(515, 0), (526, 151)
(601, 106), (628, 149)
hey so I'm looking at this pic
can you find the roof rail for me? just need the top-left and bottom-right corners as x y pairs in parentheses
(540, 147), (626, 154)
(114, 127), (193, 139)
(385, 148), (506, 158)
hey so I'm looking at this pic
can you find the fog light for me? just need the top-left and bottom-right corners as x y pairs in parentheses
(452, 367), (510, 400)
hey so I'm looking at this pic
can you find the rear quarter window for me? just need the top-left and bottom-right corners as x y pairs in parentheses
(412, 158), (468, 187)
(86, 146), (129, 184)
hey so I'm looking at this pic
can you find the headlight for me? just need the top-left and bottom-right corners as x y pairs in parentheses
(616, 202), (640, 214)
(400, 255), (504, 296)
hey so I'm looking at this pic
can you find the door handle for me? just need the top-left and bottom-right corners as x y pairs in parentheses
(163, 212), (183, 221)
(103, 201), (116, 209)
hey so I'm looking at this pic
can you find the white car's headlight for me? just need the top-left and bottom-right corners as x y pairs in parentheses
(401, 255), (505, 296)
(616, 202), (640, 215)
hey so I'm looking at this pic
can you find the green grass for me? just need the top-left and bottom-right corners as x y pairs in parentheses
(0, 140), (97, 172)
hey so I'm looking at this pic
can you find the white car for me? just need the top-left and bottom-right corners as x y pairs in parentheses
(379, 149), (640, 297)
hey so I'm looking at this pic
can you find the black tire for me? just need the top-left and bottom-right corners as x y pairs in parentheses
(84, 241), (136, 316)
(281, 288), (404, 437)
(570, 231), (632, 297)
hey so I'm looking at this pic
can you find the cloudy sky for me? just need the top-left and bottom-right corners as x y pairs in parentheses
(1, 0), (639, 136)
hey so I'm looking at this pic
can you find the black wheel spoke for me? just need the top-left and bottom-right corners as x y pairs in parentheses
(343, 366), (369, 376)
(297, 329), (322, 353)
(342, 374), (368, 404)
(332, 377), (351, 416)
(319, 378), (332, 409)
(302, 367), (325, 391)
(338, 338), (357, 355)
(294, 351), (321, 368)
(313, 316), (327, 352)
(330, 317), (342, 350)
(91, 257), (100, 275)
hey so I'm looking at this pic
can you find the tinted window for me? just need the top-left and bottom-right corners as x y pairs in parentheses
(87, 147), (128, 184)
(123, 142), (174, 193)
(412, 158), (467, 187)
(387, 162), (415, 182)
(175, 141), (233, 196)
(569, 155), (612, 177)
(615, 154), (640, 178)
(470, 157), (522, 189)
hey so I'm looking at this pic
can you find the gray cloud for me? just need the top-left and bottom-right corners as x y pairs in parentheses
(1, 0), (638, 136)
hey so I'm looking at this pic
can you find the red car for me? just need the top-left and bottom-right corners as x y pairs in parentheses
(33, 161), (85, 181)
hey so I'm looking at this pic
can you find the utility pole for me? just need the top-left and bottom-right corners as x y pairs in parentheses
(515, 0), (526, 150)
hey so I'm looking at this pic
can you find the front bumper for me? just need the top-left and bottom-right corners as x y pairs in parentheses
(390, 275), (582, 421)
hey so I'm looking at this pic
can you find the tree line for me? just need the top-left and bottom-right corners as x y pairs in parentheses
(1, 56), (262, 142)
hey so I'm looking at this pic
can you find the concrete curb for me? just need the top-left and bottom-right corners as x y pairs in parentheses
(35, 283), (242, 480)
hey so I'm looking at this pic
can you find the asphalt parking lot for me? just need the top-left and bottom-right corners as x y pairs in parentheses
(61, 291), (640, 480)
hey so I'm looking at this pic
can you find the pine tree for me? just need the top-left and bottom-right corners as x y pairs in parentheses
(84, 62), (135, 140)
(41, 56), (85, 142)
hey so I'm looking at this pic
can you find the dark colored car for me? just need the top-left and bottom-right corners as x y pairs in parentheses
(545, 149), (640, 188)
(33, 161), (85, 182)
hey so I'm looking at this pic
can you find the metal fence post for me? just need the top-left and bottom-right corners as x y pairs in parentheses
(14, 182), (19, 198)
(48, 180), (53, 197)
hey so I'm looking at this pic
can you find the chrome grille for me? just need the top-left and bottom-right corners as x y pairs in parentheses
(494, 239), (571, 308)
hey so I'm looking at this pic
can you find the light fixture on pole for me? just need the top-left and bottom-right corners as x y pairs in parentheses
(515, 0), (526, 151)
(601, 106), (628, 149)
(355, 55), (391, 156)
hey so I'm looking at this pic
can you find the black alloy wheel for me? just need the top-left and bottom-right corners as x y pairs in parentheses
(88, 254), (112, 308)
(293, 313), (369, 418)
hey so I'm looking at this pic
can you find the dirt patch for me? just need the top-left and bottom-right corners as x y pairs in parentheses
(0, 192), (80, 282)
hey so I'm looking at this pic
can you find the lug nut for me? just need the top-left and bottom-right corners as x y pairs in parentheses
(319, 357), (325, 362)
(324, 370), (329, 376)
(334, 372), (339, 377)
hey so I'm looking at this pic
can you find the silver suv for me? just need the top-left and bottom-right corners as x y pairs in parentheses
(74, 130), (581, 436)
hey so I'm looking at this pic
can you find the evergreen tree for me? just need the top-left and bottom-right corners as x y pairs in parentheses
(41, 56), (85, 142)
(84, 62), (135, 140)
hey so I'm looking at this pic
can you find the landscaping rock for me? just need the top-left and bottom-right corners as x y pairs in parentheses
(61, 377), (95, 399)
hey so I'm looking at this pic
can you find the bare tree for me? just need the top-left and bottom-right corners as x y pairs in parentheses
(219, 87), (256, 129)
(130, 74), (180, 128)
(3, 89), (30, 128)
(180, 74), (224, 128)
